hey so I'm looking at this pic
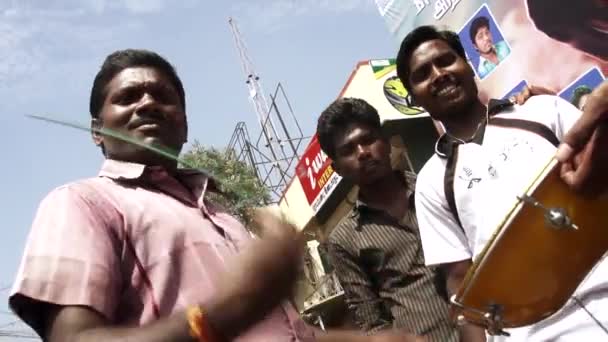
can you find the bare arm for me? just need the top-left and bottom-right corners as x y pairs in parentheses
(556, 80), (608, 197)
(43, 305), (193, 342)
(443, 260), (486, 342)
(40, 209), (305, 342)
(316, 328), (427, 342)
(42, 290), (268, 342)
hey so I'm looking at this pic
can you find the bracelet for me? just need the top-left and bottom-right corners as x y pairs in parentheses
(186, 306), (218, 342)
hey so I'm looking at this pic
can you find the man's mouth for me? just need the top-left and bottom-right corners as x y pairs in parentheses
(361, 160), (379, 173)
(434, 83), (460, 97)
(136, 122), (161, 130)
(131, 118), (164, 131)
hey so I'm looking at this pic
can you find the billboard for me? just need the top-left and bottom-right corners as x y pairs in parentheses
(374, 0), (607, 101)
(295, 136), (342, 213)
(295, 59), (432, 213)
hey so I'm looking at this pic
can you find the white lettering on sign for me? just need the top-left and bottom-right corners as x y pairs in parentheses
(433, 0), (461, 20)
(312, 171), (342, 213)
(305, 148), (329, 190)
(413, 0), (430, 15)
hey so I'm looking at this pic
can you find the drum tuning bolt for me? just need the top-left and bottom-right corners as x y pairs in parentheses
(517, 194), (579, 230)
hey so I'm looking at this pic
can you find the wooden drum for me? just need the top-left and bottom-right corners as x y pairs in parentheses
(450, 157), (608, 335)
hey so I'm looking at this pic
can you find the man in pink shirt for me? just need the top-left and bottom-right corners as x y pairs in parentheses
(10, 49), (422, 342)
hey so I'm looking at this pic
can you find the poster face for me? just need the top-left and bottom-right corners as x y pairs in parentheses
(375, 0), (607, 101)
(458, 4), (512, 80)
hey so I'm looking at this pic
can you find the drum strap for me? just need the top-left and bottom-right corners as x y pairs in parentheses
(443, 118), (560, 232)
(489, 117), (560, 147)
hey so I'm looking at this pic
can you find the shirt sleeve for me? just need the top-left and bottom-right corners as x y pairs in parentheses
(326, 240), (393, 333)
(415, 164), (472, 267)
(9, 184), (122, 335)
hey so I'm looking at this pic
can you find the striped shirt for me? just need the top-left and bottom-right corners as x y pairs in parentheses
(325, 171), (458, 341)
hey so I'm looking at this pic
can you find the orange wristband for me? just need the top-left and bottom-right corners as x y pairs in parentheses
(186, 306), (218, 342)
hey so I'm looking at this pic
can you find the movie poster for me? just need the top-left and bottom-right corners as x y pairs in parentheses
(374, 0), (607, 102)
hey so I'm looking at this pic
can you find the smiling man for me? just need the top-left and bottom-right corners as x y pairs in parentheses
(9, 49), (422, 342)
(396, 25), (608, 341)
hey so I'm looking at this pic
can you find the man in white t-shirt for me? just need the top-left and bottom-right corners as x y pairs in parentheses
(394, 25), (608, 341)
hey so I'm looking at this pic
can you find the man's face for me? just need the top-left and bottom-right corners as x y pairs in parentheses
(332, 123), (392, 186)
(407, 39), (478, 121)
(92, 66), (187, 165)
(474, 26), (494, 54)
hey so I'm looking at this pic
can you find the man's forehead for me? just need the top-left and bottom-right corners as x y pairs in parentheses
(335, 124), (374, 146)
(410, 39), (453, 67)
(109, 67), (169, 89)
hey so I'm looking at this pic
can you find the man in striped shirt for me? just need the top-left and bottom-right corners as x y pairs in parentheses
(316, 98), (459, 341)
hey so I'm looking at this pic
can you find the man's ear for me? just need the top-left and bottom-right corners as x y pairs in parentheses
(91, 118), (103, 146)
(182, 120), (189, 143)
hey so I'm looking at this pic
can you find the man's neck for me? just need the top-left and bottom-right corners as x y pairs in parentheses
(441, 99), (487, 141)
(358, 171), (406, 210)
(480, 49), (499, 64)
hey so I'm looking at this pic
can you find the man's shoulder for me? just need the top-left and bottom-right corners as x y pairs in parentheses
(497, 94), (575, 124)
(417, 155), (445, 187)
(509, 94), (566, 113)
(40, 177), (118, 210)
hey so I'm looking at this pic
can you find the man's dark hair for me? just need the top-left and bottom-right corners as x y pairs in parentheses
(570, 85), (592, 108)
(89, 49), (186, 119)
(316, 98), (381, 160)
(469, 16), (490, 45)
(396, 25), (466, 93)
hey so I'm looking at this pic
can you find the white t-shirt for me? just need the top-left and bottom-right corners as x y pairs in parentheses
(415, 95), (608, 341)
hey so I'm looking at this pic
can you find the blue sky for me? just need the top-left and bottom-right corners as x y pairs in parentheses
(0, 0), (397, 338)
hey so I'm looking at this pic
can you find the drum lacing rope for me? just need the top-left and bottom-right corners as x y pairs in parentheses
(571, 296), (608, 335)
(570, 254), (608, 336)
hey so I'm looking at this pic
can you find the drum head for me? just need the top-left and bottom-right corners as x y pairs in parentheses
(453, 158), (608, 329)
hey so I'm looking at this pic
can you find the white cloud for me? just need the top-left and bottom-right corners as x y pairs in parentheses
(232, 0), (373, 32)
(0, 2), (141, 102)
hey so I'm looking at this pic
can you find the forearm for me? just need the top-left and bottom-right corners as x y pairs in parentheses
(47, 292), (266, 342)
(458, 325), (486, 342)
(48, 310), (195, 342)
(315, 329), (370, 342)
(444, 261), (486, 342)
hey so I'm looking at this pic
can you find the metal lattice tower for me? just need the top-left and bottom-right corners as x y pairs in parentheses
(227, 17), (308, 202)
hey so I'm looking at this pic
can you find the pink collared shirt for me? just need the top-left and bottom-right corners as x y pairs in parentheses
(10, 159), (313, 341)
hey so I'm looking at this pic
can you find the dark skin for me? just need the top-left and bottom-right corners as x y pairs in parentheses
(406, 39), (492, 342)
(406, 39), (608, 341)
(91, 67), (187, 171)
(41, 66), (422, 342)
(556, 80), (608, 197)
(332, 123), (409, 220)
(406, 40), (487, 141)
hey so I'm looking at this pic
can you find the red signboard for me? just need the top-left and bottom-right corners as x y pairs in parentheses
(295, 135), (342, 212)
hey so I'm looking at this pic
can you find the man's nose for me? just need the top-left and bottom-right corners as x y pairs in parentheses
(431, 67), (450, 86)
(356, 145), (371, 159)
(135, 93), (163, 117)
